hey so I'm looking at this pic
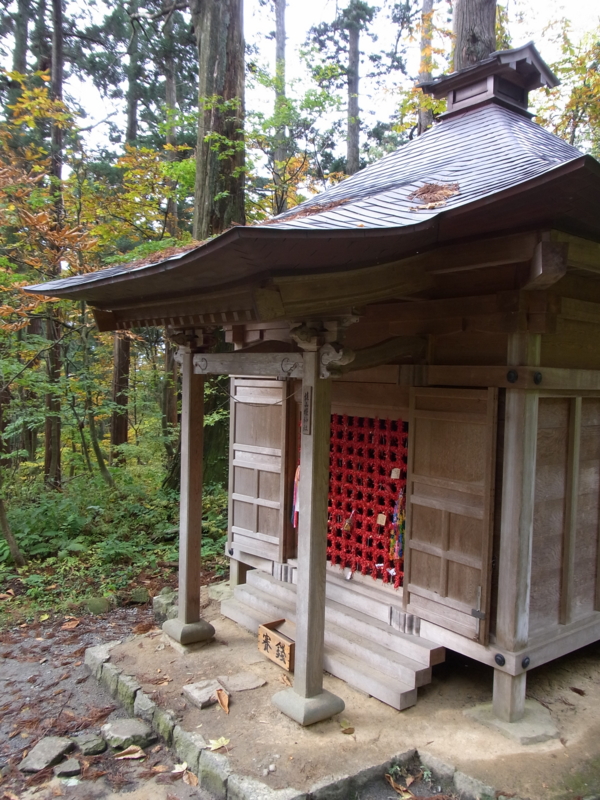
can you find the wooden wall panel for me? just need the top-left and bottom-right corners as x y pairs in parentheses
(433, 331), (508, 366)
(572, 399), (600, 619)
(405, 387), (497, 644)
(541, 319), (600, 369)
(529, 398), (569, 635)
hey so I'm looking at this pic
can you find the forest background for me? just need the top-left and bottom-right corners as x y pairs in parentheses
(0, 0), (598, 624)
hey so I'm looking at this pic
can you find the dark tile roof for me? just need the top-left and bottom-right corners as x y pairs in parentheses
(26, 103), (594, 303)
(263, 104), (581, 230)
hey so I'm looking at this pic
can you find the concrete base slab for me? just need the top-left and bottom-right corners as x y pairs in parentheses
(162, 617), (215, 646)
(464, 699), (560, 745)
(272, 688), (345, 726)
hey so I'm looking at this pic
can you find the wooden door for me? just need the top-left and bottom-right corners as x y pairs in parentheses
(228, 377), (297, 567)
(404, 387), (498, 643)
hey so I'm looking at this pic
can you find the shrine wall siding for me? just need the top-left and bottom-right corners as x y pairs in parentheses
(528, 394), (600, 641)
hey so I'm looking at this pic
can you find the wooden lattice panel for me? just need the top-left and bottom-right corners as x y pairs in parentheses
(327, 414), (407, 587)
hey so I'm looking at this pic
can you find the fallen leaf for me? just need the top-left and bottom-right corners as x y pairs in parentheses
(570, 686), (586, 696)
(133, 621), (155, 634)
(171, 762), (187, 775)
(7, 589), (14, 596)
(3, 791), (20, 799)
(151, 765), (169, 773)
(0, 594), (12, 601)
(209, 737), (230, 752)
(216, 688), (230, 715)
(60, 619), (81, 630)
(39, 614), (50, 622)
(406, 771), (422, 787)
(279, 674), (292, 687)
(341, 727), (354, 735)
(114, 745), (146, 760)
(385, 774), (413, 799)
(183, 770), (198, 786)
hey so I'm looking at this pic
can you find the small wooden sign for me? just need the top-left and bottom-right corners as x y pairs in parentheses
(302, 387), (312, 435)
(258, 619), (295, 672)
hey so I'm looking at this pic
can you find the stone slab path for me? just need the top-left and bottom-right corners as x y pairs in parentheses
(0, 606), (210, 800)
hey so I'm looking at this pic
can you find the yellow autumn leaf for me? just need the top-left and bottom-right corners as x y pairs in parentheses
(208, 737), (230, 752)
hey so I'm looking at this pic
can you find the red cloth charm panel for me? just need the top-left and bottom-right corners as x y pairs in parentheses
(327, 414), (407, 588)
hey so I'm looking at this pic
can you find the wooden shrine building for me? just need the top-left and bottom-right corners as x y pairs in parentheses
(28, 43), (600, 727)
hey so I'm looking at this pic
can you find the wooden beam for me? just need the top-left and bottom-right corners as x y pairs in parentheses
(551, 230), (600, 274)
(193, 352), (304, 379)
(560, 397), (582, 625)
(560, 297), (600, 325)
(92, 308), (119, 332)
(425, 365), (600, 391)
(522, 241), (568, 290)
(325, 336), (427, 377)
(273, 262), (432, 319)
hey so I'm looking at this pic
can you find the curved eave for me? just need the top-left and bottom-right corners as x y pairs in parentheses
(25, 154), (599, 307)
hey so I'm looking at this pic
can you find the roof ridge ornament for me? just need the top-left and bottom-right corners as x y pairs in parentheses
(419, 42), (559, 119)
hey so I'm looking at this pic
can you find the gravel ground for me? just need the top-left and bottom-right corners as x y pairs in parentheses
(0, 605), (211, 800)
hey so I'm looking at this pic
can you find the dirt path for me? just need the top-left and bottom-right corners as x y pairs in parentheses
(0, 606), (210, 800)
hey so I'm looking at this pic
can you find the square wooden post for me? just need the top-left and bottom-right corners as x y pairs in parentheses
(163, 349), (215, 646)
(493, 334), (539, 722)
(272, 349), (345, 725)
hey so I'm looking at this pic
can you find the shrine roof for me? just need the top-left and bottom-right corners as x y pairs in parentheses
(25, 103), (600, 306)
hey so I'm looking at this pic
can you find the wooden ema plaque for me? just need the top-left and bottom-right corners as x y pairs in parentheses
(257, 619), (295, 672)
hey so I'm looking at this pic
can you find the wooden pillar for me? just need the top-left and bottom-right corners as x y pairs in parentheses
(493, 334), (539, 721)
(272, 349), (345, 725)
(163, 349), (215, 646)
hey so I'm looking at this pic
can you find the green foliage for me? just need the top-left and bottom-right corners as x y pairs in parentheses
(0, 473), (228, 616)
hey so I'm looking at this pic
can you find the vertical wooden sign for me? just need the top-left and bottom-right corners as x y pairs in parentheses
(302, 386), (312, 435)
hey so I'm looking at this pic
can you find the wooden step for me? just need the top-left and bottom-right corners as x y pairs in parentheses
(243, 571), (445, 667)
(233, 581), (435, 687)
(323, 648), (418, 711)
(220, 598), (418, 710)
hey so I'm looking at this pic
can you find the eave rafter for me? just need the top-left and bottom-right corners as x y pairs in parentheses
(89, 230), (600, 333)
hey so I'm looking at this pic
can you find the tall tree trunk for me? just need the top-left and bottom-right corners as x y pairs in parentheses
(44, 0), (63, 489)
(346, 24), (360, 175)
(125, 2), (141, 144)
(417, 0), (434, 135)
(453, 0), (496, 71)
(13, 0), (30, 73)
(109, 15), (139, 461)
(32, 0), (50, 72)
(164, 13), (178, 238)
(191, 0), (245, 240)
(0, 473), (25, 566)
(273, 0), (287, 214)
(110, 333), (130, 463)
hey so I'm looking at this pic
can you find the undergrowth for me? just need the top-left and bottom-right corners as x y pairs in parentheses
(0, 472), (228, 626)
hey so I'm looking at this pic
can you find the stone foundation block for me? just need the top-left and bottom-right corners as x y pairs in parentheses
(116, 673), (140, 715)
(309, 774), (352, 800)
(199, 749), (232, 800)
(226, 774), (307, 800)
(153, 590), (178, 624)
(84, 641), (121, 680)
(418, 751), (456, 781)
(99, 662), (121, 696)
(172, 725), (207, 774)
(153, 707), (177, 745)
(133, 690), (157, 723)
(454, 770), (495, 800)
